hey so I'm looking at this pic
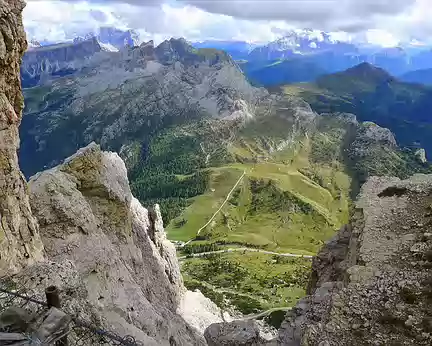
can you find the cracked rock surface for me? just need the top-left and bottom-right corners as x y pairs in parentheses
(278, 174), (432, 345)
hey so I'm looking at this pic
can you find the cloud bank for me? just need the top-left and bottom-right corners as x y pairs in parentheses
(23, 0), (431, 46)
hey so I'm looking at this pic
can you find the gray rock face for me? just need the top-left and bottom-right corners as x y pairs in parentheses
(278, 174), (432, 345)
(0, 0), (43, 276)
(20, 38), (270, 176)
(25, 143), (206, 345)
(21, 37), (103, 87)
(306, 224), (352, 295)
(416, 148), (428, 163)
(361, 121), (397, 147)
(349, 121), (397, 160)
(205, 320), (266, 346)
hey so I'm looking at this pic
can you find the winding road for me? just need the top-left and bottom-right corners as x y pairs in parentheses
(241, 307), (292, 321)
(189, 281), (292, 321)
(178, 247), (313, 260)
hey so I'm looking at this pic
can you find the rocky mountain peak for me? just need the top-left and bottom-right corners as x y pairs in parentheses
(344, 62), (393, 82)
(361, 121), (397, 146)
(72, 26), (140, 51)
(154, 37), (231, 66)
(21, 35), (235, 88)
(140, 40), (155, 48)
(28, 39), (41, 49)
(249, 29), (357, 60)
(98, 26), (140, 49)
(20, 142), (220, 344)
(21, 37), (103, 87)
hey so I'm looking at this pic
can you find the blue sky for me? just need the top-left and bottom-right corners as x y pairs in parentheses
(24, 0), (432, 46)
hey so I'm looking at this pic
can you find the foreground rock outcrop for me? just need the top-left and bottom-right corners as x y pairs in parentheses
(278, 174), (432, 345)
(12, 142), (220, 345)
(0, 0), (43, 276)
(205, 320), (267, 346)
(0, 2), (226, 343)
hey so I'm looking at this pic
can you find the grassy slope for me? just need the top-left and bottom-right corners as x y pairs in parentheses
(164, 115), (354, 314)
(182, 253), (310, 314)
(167, 141), (350, 252)
(165, 107), (431, 314)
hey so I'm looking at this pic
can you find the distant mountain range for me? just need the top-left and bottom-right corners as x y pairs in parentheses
(26, 26), (141, 51)
(400, 68), (432, 85)
(73, 26), (140, 51)
(194, 31), (432, 87)
(192, 40), (258, 60)
(248, 30), (358, 60)
(282, 62), (432, 156)
(27, 27), (432, 87)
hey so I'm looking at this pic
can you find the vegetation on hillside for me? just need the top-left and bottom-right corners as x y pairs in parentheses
(283, 63), (432, 156)
(182, 252), (311, 314)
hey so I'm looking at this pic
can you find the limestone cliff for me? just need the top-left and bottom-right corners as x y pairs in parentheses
(21, 37), (104, 87)
(0, 0), (43, 276)
(277, 174), (432, 345)
(14, 142), (215, 345)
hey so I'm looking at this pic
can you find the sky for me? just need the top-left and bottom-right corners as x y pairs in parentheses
(23, 0), (432, 47)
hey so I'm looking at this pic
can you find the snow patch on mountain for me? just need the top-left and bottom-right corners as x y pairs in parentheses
(28, 39), (41, 49)
(99, 41), (119, 52)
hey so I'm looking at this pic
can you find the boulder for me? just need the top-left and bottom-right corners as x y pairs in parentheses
(205, 320), (265, 346)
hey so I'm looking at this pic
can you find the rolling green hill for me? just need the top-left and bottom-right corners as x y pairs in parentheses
(282, 63), (432, 157)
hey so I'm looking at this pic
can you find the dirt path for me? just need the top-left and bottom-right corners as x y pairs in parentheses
(182, 171), (246, 247)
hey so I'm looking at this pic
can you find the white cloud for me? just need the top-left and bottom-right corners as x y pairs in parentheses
(23, 0), (432, 46)
(23, 0), (285, 44)
(365, 30), (399, 47)
(182, 0), (415, 31)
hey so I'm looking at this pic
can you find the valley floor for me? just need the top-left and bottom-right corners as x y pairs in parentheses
(167, 137), (351, 316)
